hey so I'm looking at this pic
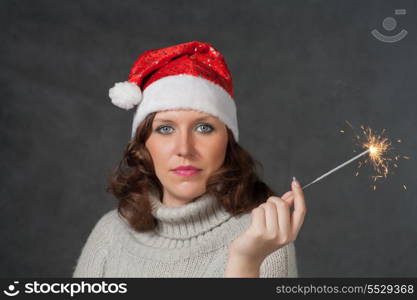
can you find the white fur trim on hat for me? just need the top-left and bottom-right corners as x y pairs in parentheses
(109, 81), (142, 110)
(130, 74), (239, 141)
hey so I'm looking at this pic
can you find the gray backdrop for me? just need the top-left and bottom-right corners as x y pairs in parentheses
(1, 0), (416, 277)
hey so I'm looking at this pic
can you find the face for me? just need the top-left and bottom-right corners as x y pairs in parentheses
(145, 109), (228, 207)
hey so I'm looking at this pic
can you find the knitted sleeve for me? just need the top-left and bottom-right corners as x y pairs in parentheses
(72, 210), (115, 277)
(259, 242), (299, 278)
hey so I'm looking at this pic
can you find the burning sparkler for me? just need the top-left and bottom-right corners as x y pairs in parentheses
(301, 121), (408, 190)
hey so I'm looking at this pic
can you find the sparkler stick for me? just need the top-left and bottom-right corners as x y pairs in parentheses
(299, 122), (408, 191)
(302, 149), (371, 190)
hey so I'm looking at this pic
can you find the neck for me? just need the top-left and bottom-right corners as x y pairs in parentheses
(147, 188), (232, 239)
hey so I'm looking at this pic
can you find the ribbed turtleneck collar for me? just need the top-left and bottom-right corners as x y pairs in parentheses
(147, 189), (232, 239)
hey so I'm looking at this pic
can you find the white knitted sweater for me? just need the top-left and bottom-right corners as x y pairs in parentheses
(72, 190), (298, 277)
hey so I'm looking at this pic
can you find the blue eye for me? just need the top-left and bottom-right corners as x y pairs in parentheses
(197, 124), (214, 133)
(156, 125), (174, 135)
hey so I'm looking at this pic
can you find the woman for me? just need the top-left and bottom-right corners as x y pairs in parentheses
(72, 41), (306, 277)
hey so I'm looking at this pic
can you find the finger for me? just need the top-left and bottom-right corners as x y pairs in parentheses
(281, 191), (294, 207)
(291, 177), (307, 237)
(270, 198), (291, 242)
(264, 200), (279, 234)
(251, 205), (267, 233)
(281, 191), (293, 200)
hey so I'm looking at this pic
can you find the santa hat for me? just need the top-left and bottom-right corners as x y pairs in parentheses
(108, 41), (239, 142)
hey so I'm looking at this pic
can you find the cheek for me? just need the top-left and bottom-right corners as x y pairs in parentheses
(146, 138), (170, 168)
(202, 137), (228, 168)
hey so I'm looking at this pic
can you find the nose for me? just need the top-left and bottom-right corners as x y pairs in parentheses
(175, 130), (195, 158)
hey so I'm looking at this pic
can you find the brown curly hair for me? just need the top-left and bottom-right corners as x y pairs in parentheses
(106, 112), (276, 232)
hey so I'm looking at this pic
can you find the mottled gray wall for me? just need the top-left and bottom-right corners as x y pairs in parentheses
(1, 0), (416, 277)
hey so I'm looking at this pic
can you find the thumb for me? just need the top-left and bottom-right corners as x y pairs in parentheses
(291, 176), (306, 211)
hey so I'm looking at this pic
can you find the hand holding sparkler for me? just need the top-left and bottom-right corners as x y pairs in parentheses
(225, 177), (306, 277)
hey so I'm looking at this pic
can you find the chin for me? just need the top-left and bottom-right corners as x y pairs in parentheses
(170, 182), (206, 200)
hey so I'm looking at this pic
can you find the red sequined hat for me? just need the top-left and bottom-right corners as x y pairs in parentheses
(108, 41), (239, 141)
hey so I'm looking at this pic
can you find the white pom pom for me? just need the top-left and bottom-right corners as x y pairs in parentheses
(109, 81), (142, 110)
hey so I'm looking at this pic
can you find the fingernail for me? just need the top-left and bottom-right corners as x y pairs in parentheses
(292, 176), (299, 187)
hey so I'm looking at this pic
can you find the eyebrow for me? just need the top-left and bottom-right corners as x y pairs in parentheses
(154, 116), (212, 123)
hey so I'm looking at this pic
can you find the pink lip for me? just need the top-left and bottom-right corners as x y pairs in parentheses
(172, 169), (201, 177)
